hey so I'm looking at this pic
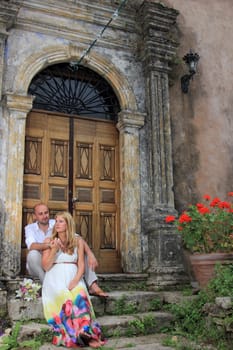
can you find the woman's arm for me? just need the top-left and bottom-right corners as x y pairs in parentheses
(68, 237), (85, 290)
(41, 237), (59, 271)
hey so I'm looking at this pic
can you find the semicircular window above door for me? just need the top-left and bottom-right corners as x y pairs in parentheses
(22, 63), (122, 274)
(28, 63), (120, 120)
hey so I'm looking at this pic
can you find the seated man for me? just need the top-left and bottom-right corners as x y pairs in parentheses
(25, 203), (108, 297)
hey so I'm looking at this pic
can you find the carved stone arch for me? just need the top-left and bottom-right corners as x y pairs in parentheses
(13, 44), (138, 112)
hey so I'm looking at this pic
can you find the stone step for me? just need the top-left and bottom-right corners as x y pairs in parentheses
(3, 322), (174, 350)
(93, 290), (164, 316)
(1, 319), (215, 350)
(4, 273), (149, 296)
(7, 289), (194, 322)
(98, 311), (174, 337)
(5, 311), (174, 346)
(39, 335), (174, 350)
(97, 273), (149, 291)
(7, 290), (163, 321)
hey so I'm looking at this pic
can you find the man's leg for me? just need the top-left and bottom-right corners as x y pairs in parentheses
(84, 256), (98, 287)
(84, 256), (108, 297)
(26, 250), (45, 283)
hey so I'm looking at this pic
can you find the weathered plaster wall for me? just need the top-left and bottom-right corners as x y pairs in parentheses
(162, 0), (233, 211)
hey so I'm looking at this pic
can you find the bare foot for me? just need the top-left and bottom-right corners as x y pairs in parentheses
(89, 282), (108, 298)
(89, 339), (104, 348)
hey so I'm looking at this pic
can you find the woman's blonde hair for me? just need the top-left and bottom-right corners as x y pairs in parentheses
(52, 211), (76, 254)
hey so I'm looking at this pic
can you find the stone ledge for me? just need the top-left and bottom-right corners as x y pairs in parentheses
(7, 298), (44, 321)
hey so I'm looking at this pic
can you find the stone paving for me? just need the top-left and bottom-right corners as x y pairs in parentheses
(39, 334), (174, 350)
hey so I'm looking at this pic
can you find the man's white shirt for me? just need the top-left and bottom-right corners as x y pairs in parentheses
(25, 219), (55, 249)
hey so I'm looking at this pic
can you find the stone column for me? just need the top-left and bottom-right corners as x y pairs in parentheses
(0, 1), (23, 277)
(0, 32), (8, 272)
(117, 110), (145, 272)
(1, 94), (34, 277)
(139, 1), (187, 285)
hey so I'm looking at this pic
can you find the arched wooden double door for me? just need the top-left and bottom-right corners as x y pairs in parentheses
(22, 110), (121, 273)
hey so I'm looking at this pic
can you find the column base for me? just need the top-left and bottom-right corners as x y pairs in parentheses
(145, 207), (189, 287)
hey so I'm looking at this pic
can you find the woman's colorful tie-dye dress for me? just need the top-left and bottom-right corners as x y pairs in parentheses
(42, 249), (104, 347)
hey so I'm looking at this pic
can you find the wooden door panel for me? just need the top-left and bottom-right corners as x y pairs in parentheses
(47, 116), (69, 211)
(73, 118), (121, 273)
(24, 113), (47, 208)
(22, 112), (121, 273)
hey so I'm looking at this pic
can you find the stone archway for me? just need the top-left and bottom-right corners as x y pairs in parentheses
(1, 45), (145, 277)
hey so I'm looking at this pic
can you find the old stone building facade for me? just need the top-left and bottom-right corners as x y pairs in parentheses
(0, 0), (232, 286)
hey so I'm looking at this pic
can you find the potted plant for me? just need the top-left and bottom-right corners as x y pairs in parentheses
(165, 192), (233, 287)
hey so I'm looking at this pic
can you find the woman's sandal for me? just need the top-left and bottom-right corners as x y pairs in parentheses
(89, 283), (109, 298)
(77, 332), (91, 346)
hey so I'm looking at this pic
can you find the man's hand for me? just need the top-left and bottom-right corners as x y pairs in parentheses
(80, 237), (99, 270)
(87, 251), (98, 271)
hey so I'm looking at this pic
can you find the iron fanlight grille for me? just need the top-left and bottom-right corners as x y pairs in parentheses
(28, 63), (120, 121)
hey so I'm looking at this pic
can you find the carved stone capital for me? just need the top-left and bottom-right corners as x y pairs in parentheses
(138, 1), (179, 72)
(3, 93), (34, 116)
(0, 1), (22, 32)
(117, 110), (145, 133)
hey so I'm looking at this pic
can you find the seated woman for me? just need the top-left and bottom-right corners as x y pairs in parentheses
(41, 211), (106, 348)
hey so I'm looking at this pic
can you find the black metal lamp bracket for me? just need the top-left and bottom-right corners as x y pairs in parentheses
(181, 71), (195, 94)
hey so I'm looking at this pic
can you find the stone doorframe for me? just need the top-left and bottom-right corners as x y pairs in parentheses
(0, 45), (145, 277)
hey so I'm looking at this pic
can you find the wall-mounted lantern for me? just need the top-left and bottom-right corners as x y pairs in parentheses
(181, 49), (200, 93)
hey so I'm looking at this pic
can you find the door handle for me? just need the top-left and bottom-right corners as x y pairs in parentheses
(72, 197), (79, 203)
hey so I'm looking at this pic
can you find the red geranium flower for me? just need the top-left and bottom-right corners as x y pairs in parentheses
(198, 206), (210, 214)
(196, 203), (204, 208)
(218, 201), (231, 209)
(203, 194), (211, 201)
(210, 197), (221, 207)
(179, 213), (192, 223)
(165, 215), (176, 223)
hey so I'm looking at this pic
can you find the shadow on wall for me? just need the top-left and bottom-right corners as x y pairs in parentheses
(169, 51), (201, 213)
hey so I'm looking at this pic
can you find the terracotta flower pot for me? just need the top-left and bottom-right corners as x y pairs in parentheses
(189, 252), (233, 288)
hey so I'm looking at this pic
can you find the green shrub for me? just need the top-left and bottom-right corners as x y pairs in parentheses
(165, 264), (233, 350)
(149, 297), (163, 311)
(125, 315), (157, 337)
(113, 295), (138, 315)
(1, 321), (53, 350)
(206, 263), (233, 299)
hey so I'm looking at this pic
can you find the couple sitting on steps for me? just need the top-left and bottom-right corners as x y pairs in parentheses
(24, 203), (108, 348)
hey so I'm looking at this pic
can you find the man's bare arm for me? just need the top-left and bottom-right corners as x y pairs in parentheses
(78, 237), (98, 270)
(29, 242), (50, 251)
